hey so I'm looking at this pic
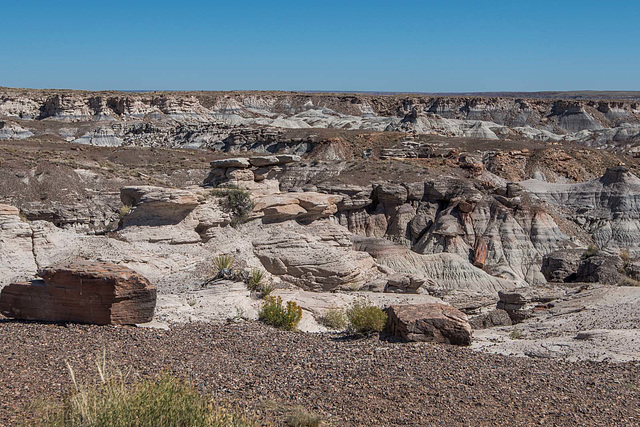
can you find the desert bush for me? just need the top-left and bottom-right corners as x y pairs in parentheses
(346, 300), (387, 334)
(244, 269), (273, 298)
(620, 249), (632, 264)
(582, 244), (599, 259)
(215, 186), (254, 227)
(286, 406), (321, 427)
(118, 205), (132, 219)
(319, 308), (347, 330)
(618, 276), (640, 287)
(259, 296), (302, 331)
(510, 327), (524, 340)
(37, 356), (252, 426)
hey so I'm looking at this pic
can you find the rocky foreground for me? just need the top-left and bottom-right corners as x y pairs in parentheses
(0, 320), (638, 426)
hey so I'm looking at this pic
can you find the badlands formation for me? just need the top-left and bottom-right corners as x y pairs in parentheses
(1, 88), (640, 358)
(1, 88), (640, 422)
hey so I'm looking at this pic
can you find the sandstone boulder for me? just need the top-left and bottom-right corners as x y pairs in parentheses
(249, 155), (280, 167)
(0, 261), (156, 325)
(276, 154), (301, 164)
(120, 186), (199, 226)
(576, 254), (623, 285)
(384, 273), (433, 294)
(468, 309), (512, 329)
(385, 303), (472, 345)
(253, 192), (342, 223)
(210, 158), (250, 168)
(225, 167), (254, 181)
(541, 249), (584, 282)
(252, 221), (381, 291)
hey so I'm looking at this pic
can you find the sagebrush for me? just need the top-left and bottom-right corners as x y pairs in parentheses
(259, 296), (303, 331)
(346, 300), (387, 334)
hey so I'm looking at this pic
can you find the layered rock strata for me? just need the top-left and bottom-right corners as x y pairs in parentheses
(0, 261), (156, 324)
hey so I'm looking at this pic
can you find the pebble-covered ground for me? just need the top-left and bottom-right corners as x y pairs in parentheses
(1, 320), (639, 426)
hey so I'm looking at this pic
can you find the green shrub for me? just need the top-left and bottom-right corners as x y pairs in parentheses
(346, 300), (387, 334)
(582, 244), (599, 259)
(215, 186), (254, 227)
(510, 327), (524, 340)
(259, 296), (302, 331)
(246, 269), (265, 291)
(118, 205), (132, 219)
(620, 249), (632, 263)
(214, 254), (235, 271)
(319, 308), (347, 330)
(37, 358), (252, 426)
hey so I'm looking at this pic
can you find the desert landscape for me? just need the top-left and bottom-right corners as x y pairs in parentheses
(0, 87), (639, 424)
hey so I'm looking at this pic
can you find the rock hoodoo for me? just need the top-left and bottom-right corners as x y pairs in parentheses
(0, 261), (156, 325)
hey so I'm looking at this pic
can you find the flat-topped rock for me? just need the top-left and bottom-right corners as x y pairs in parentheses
(249, 155), (280, 167)
(276, 154), (301, 164)
(0, 260), (156, 325)
(385, 303), (472, 345)
(120, 186), (199, 226)
(210, 158), (251, 168)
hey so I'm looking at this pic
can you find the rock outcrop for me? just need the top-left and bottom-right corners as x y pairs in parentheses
(541, 249), (584, 282)
(252, 221), (382, 292)
(0, 204), (36, 286)
(120, 186), (200, 226)
(0, 261), (156, 325)
(575, 254), (624, 285)
(520, 167), (640, 253)
(353, 236), (519, 296)
(3, 89), (640, 149)
(385, 303), (472, 345)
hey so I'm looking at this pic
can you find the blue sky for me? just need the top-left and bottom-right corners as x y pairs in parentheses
(1, 0), (638, 92)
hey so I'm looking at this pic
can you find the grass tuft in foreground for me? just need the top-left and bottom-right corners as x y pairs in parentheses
(36, 355), (252, 427)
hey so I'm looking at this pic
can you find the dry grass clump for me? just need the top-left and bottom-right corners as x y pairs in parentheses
(35, 354), (252, 426)
(286, 406), (321, 426)
(319, 308), (347, 331)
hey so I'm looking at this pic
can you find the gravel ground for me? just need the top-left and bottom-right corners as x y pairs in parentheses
(1, 320), (639, 426)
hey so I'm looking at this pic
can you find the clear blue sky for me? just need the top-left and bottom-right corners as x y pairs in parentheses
(1, 0), (638, 92)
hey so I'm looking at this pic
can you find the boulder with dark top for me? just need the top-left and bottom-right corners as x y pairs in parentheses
(249, 155), (280, 167)
(576, 254), (623, 285)
(0, 261), (156, 325)
(541, 249), (584, 282)
(385, 303), (472, 345)
(469, 309), (512, 330)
